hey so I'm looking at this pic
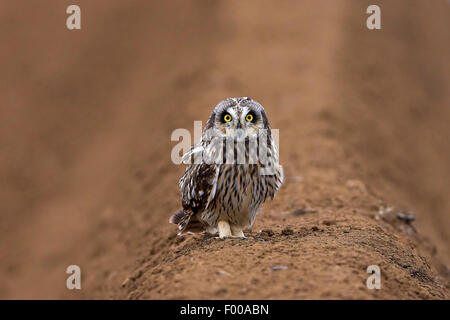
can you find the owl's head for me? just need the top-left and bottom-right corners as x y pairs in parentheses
(205, 97), (270, 138)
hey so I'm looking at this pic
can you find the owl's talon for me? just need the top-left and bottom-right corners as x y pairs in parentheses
(213, 236), (228, 240)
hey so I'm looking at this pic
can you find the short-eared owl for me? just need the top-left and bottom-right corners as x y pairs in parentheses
(170, 97), (283, 239)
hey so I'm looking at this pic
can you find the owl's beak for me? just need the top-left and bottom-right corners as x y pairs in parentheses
(236, 120), (242, 129)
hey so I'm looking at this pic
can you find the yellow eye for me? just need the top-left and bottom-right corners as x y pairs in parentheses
(224, 114), (232, 122)
(245, 114), (254, 122)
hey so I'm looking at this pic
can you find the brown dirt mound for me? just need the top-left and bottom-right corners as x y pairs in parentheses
(0, 0), (448, 299)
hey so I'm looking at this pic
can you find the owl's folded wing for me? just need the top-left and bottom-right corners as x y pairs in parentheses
(174, 163), (219, 231)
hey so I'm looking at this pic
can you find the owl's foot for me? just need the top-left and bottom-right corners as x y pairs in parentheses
(217, 220), (232, 239)
(214, 235), (247, 240)
(230, 223), (245, 238)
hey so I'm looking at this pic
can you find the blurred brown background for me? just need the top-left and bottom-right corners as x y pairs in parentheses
(0, 0), (449, 299)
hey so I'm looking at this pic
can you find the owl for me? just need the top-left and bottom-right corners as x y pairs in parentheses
(170, 97), (283, 239)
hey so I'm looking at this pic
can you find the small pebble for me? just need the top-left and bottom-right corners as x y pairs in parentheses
(270, 265), (288, 271)
(396, 212), (415, 223)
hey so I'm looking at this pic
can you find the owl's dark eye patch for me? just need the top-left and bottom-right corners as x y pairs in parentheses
(221, 112), (232, 123)
(245, 111), (257, 123)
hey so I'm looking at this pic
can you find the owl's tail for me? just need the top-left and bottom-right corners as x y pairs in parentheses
(169, 209), (185, 225)
(170, 208), (203, 233)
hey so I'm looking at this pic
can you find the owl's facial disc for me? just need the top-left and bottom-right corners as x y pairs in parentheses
(216, 103), (263, 139)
